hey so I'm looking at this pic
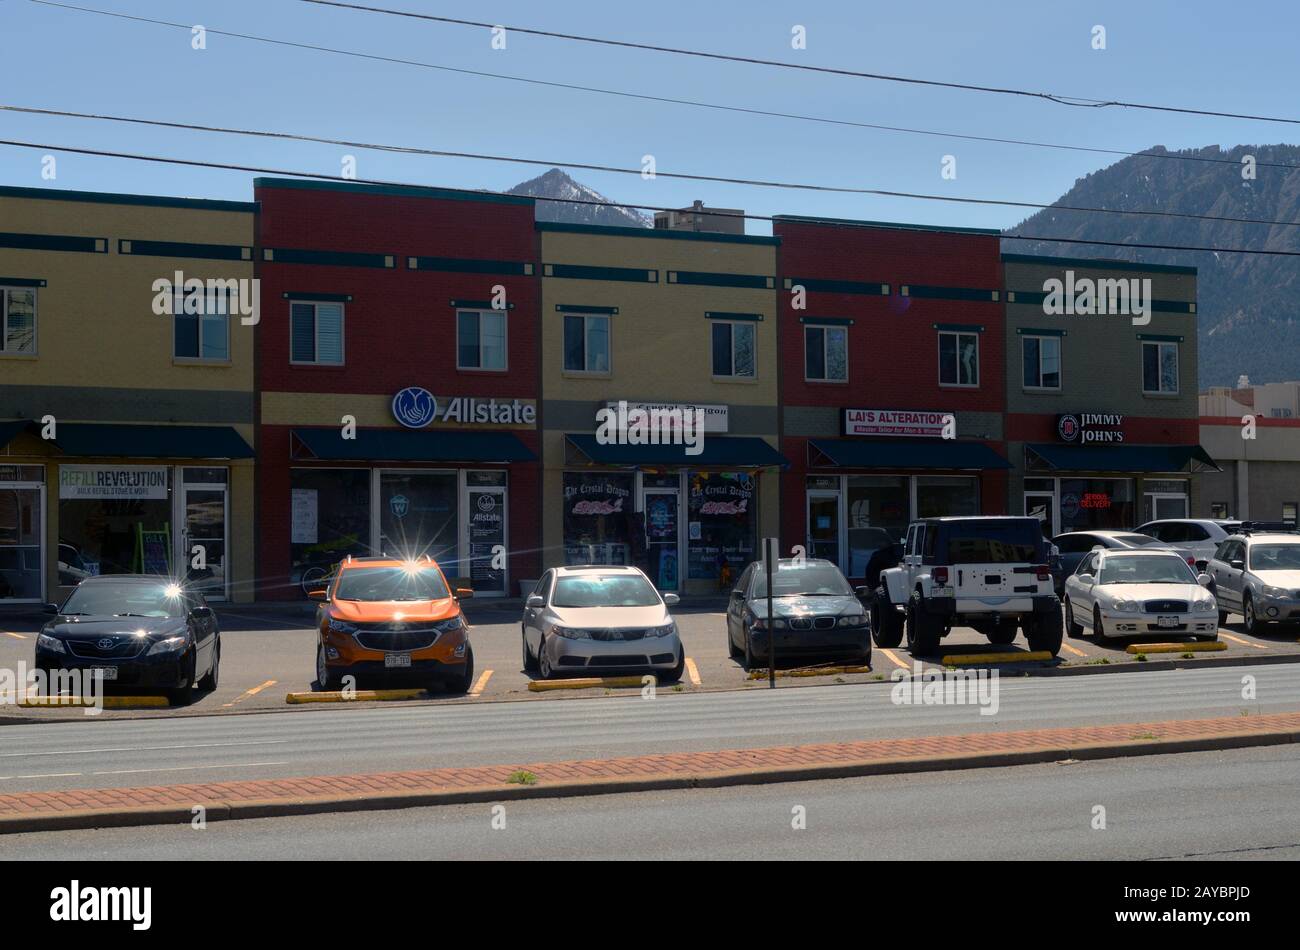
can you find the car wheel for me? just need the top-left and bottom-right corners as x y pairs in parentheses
(1244, 594), (1265, 636)
(1025, 609), (1063, 657)
(871, 588), (905, 649)
(659, 648), (686, 684)
(522, 628), (539, 672)
(166, 652), (196, 707)
(198, 639), (220, 691)
(743, 629), (758, 671)
(1218, 609), (1229, 627)
(537, 635), (555, 680)
(443, 645), (475, 694)
(906, 592), (942, 656)
(1065, 598), (1084, 638)
(1092, 605), (1107, 641)
(316, 641), (337, 691)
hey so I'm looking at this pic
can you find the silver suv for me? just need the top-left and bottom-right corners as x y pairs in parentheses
(1132, 519), (1242, 567)
(1206, 529), (1300, 634)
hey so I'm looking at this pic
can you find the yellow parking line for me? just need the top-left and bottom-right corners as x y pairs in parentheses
(222, 679), (278, 708)
(1218, 632), (1267, 650)
(2, 632), (27, 640)
(684, 657), (701, 686)
(469, 669), (493, 697)
(1060, 642), (1087, 657)
(879, 648), (909, 670)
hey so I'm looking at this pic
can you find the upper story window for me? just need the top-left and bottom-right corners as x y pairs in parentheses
(938, 330), (979, 387)
(457, 310), (507, 370)
(1142, 340), (1179, 394)
(1022, 334), (1061, 390)
(711, 320), (755, 379)
(804, 325), (847, 381)
(290, 301), (344, 365)
(0, 287), (36, 356)
(563, 313), (610, 374)
(174, 288), (230, 362)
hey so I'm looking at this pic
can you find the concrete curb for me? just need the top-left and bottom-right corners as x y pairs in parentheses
(941, 651), (1053, 665)
(746, 665), (873, 680)
(1126, 641), (1228, 655)
(527, 676), (646, 692)
(2, 722), (1297, 835)
(285, 689), (428, 704)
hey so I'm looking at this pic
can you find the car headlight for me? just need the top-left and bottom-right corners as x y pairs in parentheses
(327, 618), (358, 635)
(647, 622), (676, 638)
(837, 612), (868, 627)
(750, 617), (787, 630)
(147, 635), (188, 655)
(36, 632), (66, 654)
(1110, 599), (1141, 613)
(553, 625), (589, 639)
(1261, 585), (1291, 599)
(1192, 597), (1217, 612)
(433, 616), (465, 634)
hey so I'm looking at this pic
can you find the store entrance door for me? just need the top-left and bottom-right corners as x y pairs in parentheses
(0, 482), (43, 602)
(1024, 491), (1056, 540)
(807, 491), (841, 568)
(180, 483), (228, 601)
(642, 488), (680, 592)
(465, 485), (507, 596)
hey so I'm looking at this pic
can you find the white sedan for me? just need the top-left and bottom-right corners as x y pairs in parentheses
(1062, 548), (1219, 640)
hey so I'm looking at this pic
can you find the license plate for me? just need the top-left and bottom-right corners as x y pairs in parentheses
(931, 586), (954, 598)
(384, 654), (412, 668)
(1157, 616), (1179, 628)
(89, 666), (118, 681)
(985, 575), (1002, 585)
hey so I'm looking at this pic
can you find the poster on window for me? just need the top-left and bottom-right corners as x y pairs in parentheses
(59, 465), (168, 500)
(688, 472), (757, 580)
(291, 489), (318, 545)
(467, 490), (505, 592)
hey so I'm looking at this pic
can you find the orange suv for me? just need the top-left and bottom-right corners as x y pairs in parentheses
(310, 556), (474, 693)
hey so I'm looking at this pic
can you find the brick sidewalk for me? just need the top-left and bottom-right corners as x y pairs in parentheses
(3, 710), (1298, 832)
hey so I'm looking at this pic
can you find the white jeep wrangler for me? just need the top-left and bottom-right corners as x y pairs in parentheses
(872, 516), (1063, 657)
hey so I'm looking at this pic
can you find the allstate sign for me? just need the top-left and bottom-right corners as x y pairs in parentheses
(392, 387), (438, 429)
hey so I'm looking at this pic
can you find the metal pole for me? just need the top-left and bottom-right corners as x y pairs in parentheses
(765, 537), (775, 689)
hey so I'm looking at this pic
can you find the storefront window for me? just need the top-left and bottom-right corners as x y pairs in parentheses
(290, 469), (370, 585)
(58, 465), (173, 579)
(1058, 478), (1134, 531)
(379, 471), (459, 569)
(846, 476), (908, 577)
(1143, 479), (1189, 522)
(564, 472), (635, 565)
(0, 480), (42, 598)
(917, 476), (979, 518)
(687, 472), (756, 585)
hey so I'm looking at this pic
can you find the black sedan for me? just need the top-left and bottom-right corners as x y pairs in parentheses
(725, 558), (871, 670)
(1050, 531), (1165, 594)
(35, 575), (221, 706)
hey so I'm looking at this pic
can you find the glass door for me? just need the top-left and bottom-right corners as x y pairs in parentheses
(642, 488), (681, 592)
(465, 482), (507, 596)
(1024, 492), (1057, 540)
(806, 491), (841, 568)
(180, 484), (228, 600)
(0, 483), (43, 602)
(378, 471), (459, 571)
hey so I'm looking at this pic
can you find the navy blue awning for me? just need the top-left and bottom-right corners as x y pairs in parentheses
(0, 419), (33, 450)
(566, 433), (787, 468)
(50, 423), (254, 459)
(808, 438), (1011, 470)
(1026, 443), (1219, 473)
(292, 428), (535, 463)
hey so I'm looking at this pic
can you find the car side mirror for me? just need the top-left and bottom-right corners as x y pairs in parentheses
(854, 585), (871, 599)
(1197, 573), (1214, 587)
(455, 587), (474, 600)
(308, 589), (328, 601)
(43, 603), (59, 615)
(526, 594), (545, 608)
(190, 606), (213, 619)
(663, 593), (680, 606)
(1229, 559), (1244, 570)
(1077, 573), (1095, 585)
(1194, 560), (1208, 573)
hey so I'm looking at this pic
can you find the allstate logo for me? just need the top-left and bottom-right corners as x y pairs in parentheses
(392, 387), (438, 429)
(1057, 413), (1080, 442)
(390, 494), (410, 518)
(477, 494), (496, 513)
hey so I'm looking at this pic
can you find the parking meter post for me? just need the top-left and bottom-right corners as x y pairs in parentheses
(763, 537), (777, 689)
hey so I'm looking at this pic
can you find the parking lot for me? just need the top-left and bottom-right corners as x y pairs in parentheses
(4, 597), (1300, 722)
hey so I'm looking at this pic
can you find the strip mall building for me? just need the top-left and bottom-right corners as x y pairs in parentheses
(0, 177), (1218, 604)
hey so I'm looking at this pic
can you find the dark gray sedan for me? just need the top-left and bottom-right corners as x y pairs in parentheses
(725, 558), (871, 670)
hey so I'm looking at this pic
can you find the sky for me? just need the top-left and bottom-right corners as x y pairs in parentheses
(2, 0), (1299, 235)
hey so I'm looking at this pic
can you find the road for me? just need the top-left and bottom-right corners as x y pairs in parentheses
(4, 745), (1297, 860)
(1, 661), (1297, 794)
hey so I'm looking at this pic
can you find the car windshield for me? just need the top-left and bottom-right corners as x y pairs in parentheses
(1114, 534), (1161, 546)
(60, 580), (188, 618)
(938, 522), (1041, 564)
(1099, 556), (1196, 585)
(552, 573), (661, 608)
(333, 566), (450, 602)
(1248, 544), (1300, 570)
(751, 563), (853, 598)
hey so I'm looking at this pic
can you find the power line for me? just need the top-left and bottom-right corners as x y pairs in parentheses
(26, 2), (1300, 175)
(2, 136), (1297, 260)
(299, 0), (1300, 127)
(7, 103), (1300, 234)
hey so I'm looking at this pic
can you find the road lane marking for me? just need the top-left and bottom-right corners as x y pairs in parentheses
(10, 773), (82, 780)
(222, 679), (278, 708)
(0, 739), (288, 759)
(2, 631), (27, 640)
(90, 761), (289, 777)
(469, 669), (493, 697)
(879, 648), (909, 670)
(685, 657), (701, 686)
(1060, 642), (1088, 657)
(1219, 632), (1267, 650)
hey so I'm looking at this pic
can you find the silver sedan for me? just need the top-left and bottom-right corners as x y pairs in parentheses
(521, 566), (684, 681)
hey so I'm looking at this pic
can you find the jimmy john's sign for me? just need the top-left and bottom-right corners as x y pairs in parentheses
(1056, 413), (1125, 444)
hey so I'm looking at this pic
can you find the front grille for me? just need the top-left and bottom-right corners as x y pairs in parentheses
(588, 628), (646, 641)
(790, 616), (837, 630)
(588, 655), (649, 666)
(67, 637), (146, 659)
(1143, 600), (1189, 613)
(354, 627), (440, 652)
